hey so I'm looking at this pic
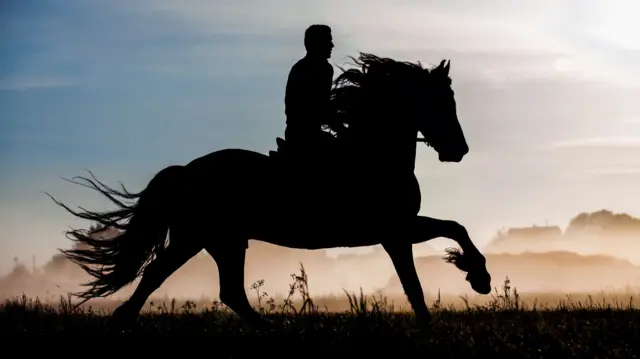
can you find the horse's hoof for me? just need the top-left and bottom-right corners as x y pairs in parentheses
(245, 315), (275, 331)
(108, 317), (135, 332)
(108, 306), (137, 332)
(416, 315), (433, 332)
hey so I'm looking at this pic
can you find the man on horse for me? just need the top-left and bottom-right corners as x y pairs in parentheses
(283, 24), (342, 159)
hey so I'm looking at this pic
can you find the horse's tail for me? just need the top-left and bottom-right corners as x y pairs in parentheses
(47, 165), (185, 304)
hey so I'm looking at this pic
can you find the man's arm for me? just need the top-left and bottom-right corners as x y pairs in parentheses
(325, 63), (334, 93)
(320, 63), (336, 127)
(323, 64), (345, 133)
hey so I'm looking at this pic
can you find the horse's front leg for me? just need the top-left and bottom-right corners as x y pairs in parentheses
(382, 242), (432, 328)
(406, 216), (481, 256)
(410, 215), (492, 294)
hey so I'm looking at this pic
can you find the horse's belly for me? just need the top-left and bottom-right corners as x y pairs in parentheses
(255, 209), (418, 250)
(258, 227), (419, 250)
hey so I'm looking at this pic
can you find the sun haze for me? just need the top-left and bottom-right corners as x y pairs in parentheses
(1, 0), (639, 294)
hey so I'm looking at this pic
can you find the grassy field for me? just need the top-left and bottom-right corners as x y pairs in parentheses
(1, 269), (639, 357)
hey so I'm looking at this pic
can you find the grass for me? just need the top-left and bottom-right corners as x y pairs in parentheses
(1, 265), (639, 358)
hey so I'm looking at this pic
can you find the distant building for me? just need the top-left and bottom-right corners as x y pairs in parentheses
(485, 225), (563, 252)
(505, 225), (562, 241)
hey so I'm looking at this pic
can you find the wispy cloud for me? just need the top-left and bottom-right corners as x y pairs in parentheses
(0, 74), (71, 91)
(135, 0), (640, 89)
(548, 136), (640, 148)
(584, 167), (640, 176)
(147, 0), (564, 53)
(3, 0), (640, 272)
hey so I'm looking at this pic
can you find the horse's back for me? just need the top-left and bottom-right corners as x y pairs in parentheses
(182, 148), (273, 192)
(186, 147), (267, 165)
(178, 145), (421, 223)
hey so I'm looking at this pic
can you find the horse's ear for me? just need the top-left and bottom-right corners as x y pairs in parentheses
(444, 60), (451, 74)
(438, 59), (447, 69)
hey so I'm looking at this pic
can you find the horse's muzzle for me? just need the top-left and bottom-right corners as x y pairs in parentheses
(438, 152), (464, 163)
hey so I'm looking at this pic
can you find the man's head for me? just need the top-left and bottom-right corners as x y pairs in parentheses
(304, 24), (333, 59)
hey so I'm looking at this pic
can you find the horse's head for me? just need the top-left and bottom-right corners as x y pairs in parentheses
(421, 60), (469, 163)
(331, 54), (468, 163)
(443, 247), (492, 295)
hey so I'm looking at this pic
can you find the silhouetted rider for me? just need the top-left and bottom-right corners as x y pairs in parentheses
(284, 24), (339, 156)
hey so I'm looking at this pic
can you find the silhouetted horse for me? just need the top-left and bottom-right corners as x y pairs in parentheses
(49, 53), (492, 329)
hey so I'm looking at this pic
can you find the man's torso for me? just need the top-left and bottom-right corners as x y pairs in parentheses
(285, 56), (333, 131)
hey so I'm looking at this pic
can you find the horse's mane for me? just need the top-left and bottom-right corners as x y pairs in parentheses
(329, 52), (430, 131)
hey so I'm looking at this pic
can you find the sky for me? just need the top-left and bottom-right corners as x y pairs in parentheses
(1, 0), (640, 271)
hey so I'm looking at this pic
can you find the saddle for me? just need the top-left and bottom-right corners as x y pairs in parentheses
(268, 137), (289, 160)
(268, 136), (346, 185)
(267, 136), (379, 216)
(268, 136), (343, 169)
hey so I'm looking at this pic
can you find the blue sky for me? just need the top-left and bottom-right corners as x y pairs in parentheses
(2, 0), (640, 270)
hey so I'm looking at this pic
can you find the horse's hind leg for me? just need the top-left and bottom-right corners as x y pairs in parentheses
(205, 243), (263, 324)
(111, 231), (201, 326)
(382, 242), (432, 327)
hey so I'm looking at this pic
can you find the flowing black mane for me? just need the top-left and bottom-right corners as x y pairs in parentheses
(329, 52), (433, 132)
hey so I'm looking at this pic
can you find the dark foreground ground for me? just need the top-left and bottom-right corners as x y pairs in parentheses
(1, 293), (638, 358)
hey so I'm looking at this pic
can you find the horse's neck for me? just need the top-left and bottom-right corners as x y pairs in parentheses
(393, 128), (418, 173)
(349, 120), (418, 174)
